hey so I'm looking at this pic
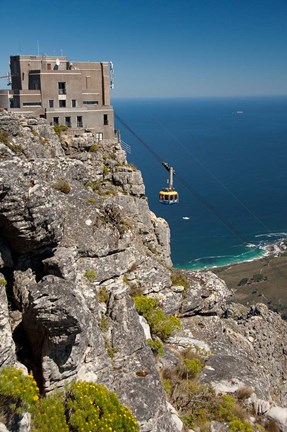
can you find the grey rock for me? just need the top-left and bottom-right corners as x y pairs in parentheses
(0, 111), (20, 136)
(180, 270), (230, 317)
(22, 275), (111, 392)
(0, 278), (17, 366)
(109, 287), (176, 431)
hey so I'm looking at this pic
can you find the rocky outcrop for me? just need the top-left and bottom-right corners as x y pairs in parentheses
(1, 110), (287, 431)
(0, 111), (177, 431)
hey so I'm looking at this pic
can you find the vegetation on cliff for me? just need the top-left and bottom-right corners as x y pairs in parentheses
(0, 367), (139, 432)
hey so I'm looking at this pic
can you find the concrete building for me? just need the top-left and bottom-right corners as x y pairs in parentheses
(0, 55), (115, 139)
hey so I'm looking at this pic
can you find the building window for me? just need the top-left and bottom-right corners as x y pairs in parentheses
(83, 101), (98, 105)
(72, 99), (77, 107)
(49, 100), (54, 108)
(58, 82), (66, 94)
(47, 63), (51, 70)
(22, 73), (25, 81)
(77, 116), (83, 128)
(85, 76), (90, 89)
(65, 117), (71, 127)
(53, 117), (59, 125)
(22, 102), (41, 106)
(103, 114), (108, 125)
(59, 100), (66, 108)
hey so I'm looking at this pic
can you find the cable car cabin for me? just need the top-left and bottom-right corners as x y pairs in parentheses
(159, 189), (179, 205)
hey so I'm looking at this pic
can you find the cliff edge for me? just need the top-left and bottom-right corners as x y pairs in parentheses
(1, 111), (287, 432)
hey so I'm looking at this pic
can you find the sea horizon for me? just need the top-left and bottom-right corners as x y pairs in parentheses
(114, 96), (287, 270)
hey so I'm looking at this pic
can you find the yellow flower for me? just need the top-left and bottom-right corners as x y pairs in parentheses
(32, 395), (39, 401)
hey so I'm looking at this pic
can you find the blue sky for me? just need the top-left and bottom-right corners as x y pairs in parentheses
(1, 0), (287, 98)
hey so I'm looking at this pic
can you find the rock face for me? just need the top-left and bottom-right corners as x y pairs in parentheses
(0, 111), (176, 431)
(1, 110), (287, 431)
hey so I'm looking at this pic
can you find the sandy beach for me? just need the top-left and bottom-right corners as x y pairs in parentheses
(213, 245), (287, 319)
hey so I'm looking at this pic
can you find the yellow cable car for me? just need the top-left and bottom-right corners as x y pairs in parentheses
(159, 162), (179, 205)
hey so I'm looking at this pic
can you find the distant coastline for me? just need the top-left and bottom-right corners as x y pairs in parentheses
(211, 240), (287, 319)
(183, 238), (287, 272)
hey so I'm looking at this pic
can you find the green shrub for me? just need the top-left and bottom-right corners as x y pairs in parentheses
(32, 393), (69, 432)
(100, 316), (109, 332)
(229, 419), (253, 432)
(133, 295), (159, 316)
(134, 295), (181, 341)
(85, 180), (117, 197)
(0, 131), (22, 153)
(170, 271), (189, 289)
(0, 278), (7, 287)
(84, 269), (97, 283)
(147, 338), (164, 356)
(0, 367), (39, 416)
(54, 124), (68, 136)
(98, 286), (109, 303)
(103, 165), (110, 175)
(183, 358), (203, 378)
(66, 382), (139, 432)
(89, 144), (98, 152)
(0, 368), (139, 432)
(87, 197), (96, 204)
(162, 378), (172, 396)
(51, 178), (71, 194)
(0, 130), (9, 145)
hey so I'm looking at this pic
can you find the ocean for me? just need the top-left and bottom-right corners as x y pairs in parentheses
(113, 97), (287, 270)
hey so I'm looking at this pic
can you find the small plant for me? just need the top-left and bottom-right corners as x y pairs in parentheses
(162, 378), (172, 396)
(0, 277), (7, 287)
(97, 286), (109, 303)
(236, 386), (253, 400)
(51, 178), (71, 194)
(103, 165), (110, 175)
(171, 271), (189, 289)
(32, 392), (69, 432)
(84, 269), (97, 283)
(183, 357), (203, 378)
(229, 419), (253, 432)
(0, 131), (22, 153)
(100, 316), (109, 332)
(54, 124), (68, 136)
(123, 275), (130, 285)
(85, 180), (117, 198)
(66, 382), (139, 431)
(86, 197), (96, 204)
(147, 338), (164, 356)
(89, 144), (98, 152)
(134, 295), (181, 341)
(0, 130), (9, 145)
(0, 367), (39, 419)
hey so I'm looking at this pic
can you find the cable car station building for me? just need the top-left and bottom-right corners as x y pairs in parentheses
(0, 55), (115, 140)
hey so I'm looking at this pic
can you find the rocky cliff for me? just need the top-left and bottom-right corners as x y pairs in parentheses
(1, 110), (287, 432)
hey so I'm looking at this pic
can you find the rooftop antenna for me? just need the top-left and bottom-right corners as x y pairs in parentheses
(109, 62), (114, 89)
(37, 40), (40, 56)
